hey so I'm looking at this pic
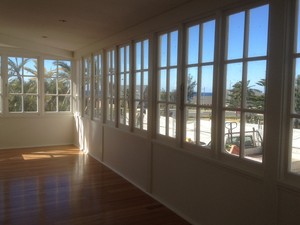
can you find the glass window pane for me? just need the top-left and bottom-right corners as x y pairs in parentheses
(291, 118), (300, 174)
(24, 58), (37, 76)
(159, 34), (168, 67)
(186, 67), (198, 104)
(187, 25), (199, 65)
(168, 104), (176, 138)
(45, 96), (57, 111)
(185, 106), (197, 144)
(8, 76), (21, 93)
(294, 58), (300, 114)
(227, 12), (245, 60)
(24, 77), (37, 93)
(8, 95), (22, 112)
(135, 42), (141, 71)
(125, 73), (130, 96)
(169, 69), (177, 102)
(159, 104), (166, 135)
(126, 46), (130, 72)
(202, 20), (215, 63)
(24, 95), (37, 112)
(143, 40), (149, 69)
(125, 105), (129, 127)
(159, 70), (167, 101)
(94, 55), (100, 75)
(107, 75), (112, 98)
(201, 66), (213, 106)
(85, 78), (91, 97)
(143, 71), (149, 97)
(225, 63), (243, 108)
(111, 50), (115, 69)
(248, 5), (269, 57)
(58, 79), (71, 95)
(135, 100), (141, 129)
(94, 98), (101, 117)
(58, 60), (71, 78)
(107, 99), (112, 120)
(119, 99), (125, 124)
(246, 61), (266, 110)
(142, 106), (148, 131)
(170, 31), (178, 66)
(45, 78), (57, 94)
(8, 57), (21, 76)
(135, 72), (141, 100)
(44, 60), (56, 77)
(84, 97), (91, 115)
(120, 47), (125, 73)
(224, 111), (241, 157)
(200, 108), (212, 147)
(120, 74), (125, 98)
(244, 113), (263, 162)
(58, 96), (70, 111)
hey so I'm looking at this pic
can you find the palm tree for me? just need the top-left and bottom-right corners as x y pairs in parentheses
(8, 57), (37, 112)
(54, 60), (71, 111)
(186, 74), (196, 103)
(44, 60), (71, 111)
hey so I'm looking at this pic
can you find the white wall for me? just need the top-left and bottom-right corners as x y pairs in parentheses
(76, 118), (269, 225)
(0, 115), (74, 149)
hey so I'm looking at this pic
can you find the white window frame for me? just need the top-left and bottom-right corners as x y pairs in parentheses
(156, 29), (180, 141)
(82, 56), (92, 118)
(133, 38), (150, 134)
(285, 0), (300, 180)
(183, 18), (217, 152)
(105, 47), (117, 126)
(93, 51), (103, 121)
(7, 56), (39, 114)
(44, 59), (72, 113)
(220, 4), (269, 164)
(117, 43), (131, 129)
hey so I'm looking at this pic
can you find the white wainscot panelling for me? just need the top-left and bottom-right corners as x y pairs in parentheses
(103, 126), (151, 192)
(151, 142), (266, 225)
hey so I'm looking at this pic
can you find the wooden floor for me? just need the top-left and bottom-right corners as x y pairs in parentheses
(0, 145), (190, 225)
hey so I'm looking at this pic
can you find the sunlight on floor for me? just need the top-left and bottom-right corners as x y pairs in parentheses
(21, 148), (83, 160)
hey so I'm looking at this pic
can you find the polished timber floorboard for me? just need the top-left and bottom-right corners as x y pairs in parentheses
(0, 145), (190, 225)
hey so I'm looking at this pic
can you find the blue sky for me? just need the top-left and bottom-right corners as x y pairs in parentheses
(226, 4), (268, 93)
(158, 4), (269, 96)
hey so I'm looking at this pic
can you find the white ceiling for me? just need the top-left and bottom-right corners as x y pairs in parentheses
(0, 0), (191, 54)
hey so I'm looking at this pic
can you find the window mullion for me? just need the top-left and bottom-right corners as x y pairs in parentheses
(240, 9), (250, 159)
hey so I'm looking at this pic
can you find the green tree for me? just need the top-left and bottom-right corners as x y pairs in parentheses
(8, 57), (37, 112)
(249, 79), (265, 110)
(294, 75), (300, 113)
(226, 81), (243, 108)
(187, 74), (196, 103)
(227, 79), (266, 123)
(44, 60), (71, 111)
(227, 80), (264, 109)
(55, 61), (71, 111)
